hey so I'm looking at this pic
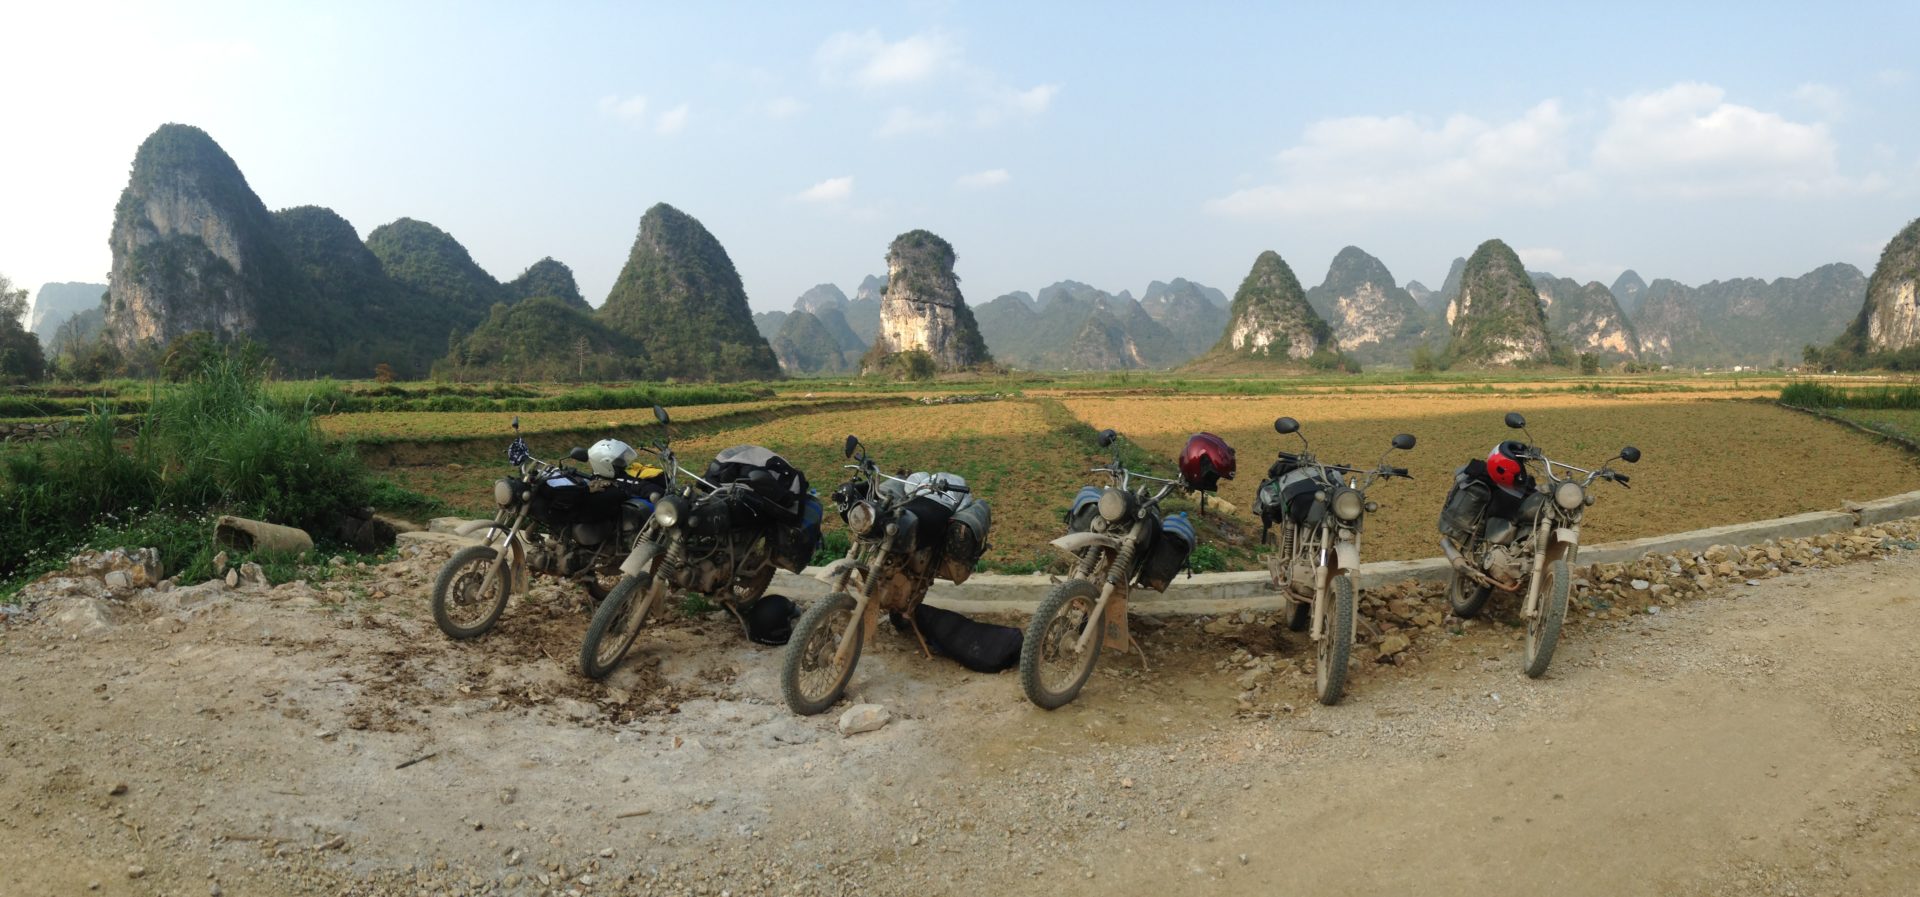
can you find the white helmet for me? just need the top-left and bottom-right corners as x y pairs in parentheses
(587, 439), (638, 479)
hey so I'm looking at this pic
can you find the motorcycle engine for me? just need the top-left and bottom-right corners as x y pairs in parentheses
(1484, 546), (1526, 584)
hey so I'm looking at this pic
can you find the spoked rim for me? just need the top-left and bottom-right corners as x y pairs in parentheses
(444, 555), (508, 631)
(593, 575), (662, 670)
(1034, 593), (1100, 695)
(793, 600), (857, 706)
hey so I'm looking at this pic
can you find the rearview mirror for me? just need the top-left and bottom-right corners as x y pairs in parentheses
(1274, 417), (1300, 435)
(653, 404), (669, 425)
(1620, 445), (1641, 464)
(844, 434), (859, 458)
(1392, 434), (1416, 451)
(569, 446), (590, 463)
(1097, 429), (1118, 448)
(1504, 412), (1526, 429)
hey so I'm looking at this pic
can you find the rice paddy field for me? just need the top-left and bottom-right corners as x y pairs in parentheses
(318, 374), (1920, 571)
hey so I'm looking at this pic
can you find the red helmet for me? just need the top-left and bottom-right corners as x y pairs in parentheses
(1486, 441), (1528, 491)
(1179, 432), (1236, 492)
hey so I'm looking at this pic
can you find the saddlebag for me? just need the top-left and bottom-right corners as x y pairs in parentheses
(531, 470), (629, 527)
(939, 498), (993, 584)
(1135, 512), (1196, 593)
(1439, 465), (1492, 542)
(770, 495), (824, 573)
(1066, 485), (1104, 533)
(1256, 469), (1321, 528)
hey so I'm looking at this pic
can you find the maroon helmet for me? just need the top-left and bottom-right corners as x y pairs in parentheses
(1179, 432), (1236, 492)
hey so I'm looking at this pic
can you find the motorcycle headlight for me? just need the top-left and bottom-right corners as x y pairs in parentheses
(653, 494), (686, 529)
(1098, 487), (1134, 523)
(493, 478), (518, 508)
(1554, 481), (1586, 511)
(847, 500), (878, 537)
(1331, 488), (1365, 522)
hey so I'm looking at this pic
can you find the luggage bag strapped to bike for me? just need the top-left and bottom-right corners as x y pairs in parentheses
(1136, 512), (1196, 592)
(770, 496), (824, 573)
(530, 469), (630, 527)
(1438, 461), (1493, 542)
(1255, 468), (1321, 529)
(940, 496), (991, 584)
(705, 445), (811, 515)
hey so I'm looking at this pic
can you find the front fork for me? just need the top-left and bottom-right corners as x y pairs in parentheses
(834, 541), (887, 668)
(1522, 522), (1579, 619)
(1077, 534), (1141, 656)
(479, 508), (529, 596)
(1308, 524), (1358, 643)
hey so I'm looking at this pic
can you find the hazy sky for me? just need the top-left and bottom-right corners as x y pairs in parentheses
(6, 1), (1919, 318)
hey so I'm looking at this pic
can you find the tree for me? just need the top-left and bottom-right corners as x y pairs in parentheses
(1578, 352), (1600, 375)
(0, 273), (48, 383)
(374, 362), (397, 383)
(1411, 345), (1437, 373)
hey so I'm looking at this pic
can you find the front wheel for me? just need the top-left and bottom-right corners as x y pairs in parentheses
(1020, 579), (1106, 710)
(780, 592), (862, 715)
(1522, 559), (1571, 679)
(1447, 567), (1492, 619)
(432, 545), (511, 639)
(1315, 574), (1356, 705)
(579, 572), (665, 680)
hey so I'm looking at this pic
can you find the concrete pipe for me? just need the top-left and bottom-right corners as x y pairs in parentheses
(214, 516), (314, 556)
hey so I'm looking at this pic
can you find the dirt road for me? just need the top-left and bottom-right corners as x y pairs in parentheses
(3, 542), (1917, 896)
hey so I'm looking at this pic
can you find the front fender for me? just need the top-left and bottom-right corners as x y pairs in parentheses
(1051, 532), (1121, 556)
(814, 556), (859, 584)
(1546, 526), (1580, 563)
(619, 538), (660, 578)
(1331, 541), (1360, 576)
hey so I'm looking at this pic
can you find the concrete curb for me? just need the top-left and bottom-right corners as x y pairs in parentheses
(418, 492), (1920, 615)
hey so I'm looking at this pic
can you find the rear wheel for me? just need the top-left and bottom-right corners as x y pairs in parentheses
(1447, 568), (1493, 619)
(432, 545), (510, 639)
(1020, 579), (1106, 710)
(780, 592), (861, 715)
(1522, 559), (1571, 679)
(579, 572), (665, 680)
(1315, 574), (1355, 705)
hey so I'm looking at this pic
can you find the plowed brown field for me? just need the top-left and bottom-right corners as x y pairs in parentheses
(1060, 393), (1920, 561)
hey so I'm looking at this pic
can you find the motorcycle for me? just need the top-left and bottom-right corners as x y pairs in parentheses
(1441, 412), (1640, 678)
(780, 434), (992, 715)
(1019, 428), (1202, 709)
(430, 416), (664, 640)
(1254, 417), (1415, 705)
(578, 405), (823, 680)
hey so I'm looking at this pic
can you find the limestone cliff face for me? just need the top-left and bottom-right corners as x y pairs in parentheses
(1638, 263), (1865, 366)
(597, 203), (780, 381)
(1610, 270), (1648, 315)
(1446, 239), (1552, 366)
(1211, 250), (1335, 361)
(867, 230), (991, 370)
(105, 124), (302, 350)
(1305, 246), (1430, 364)
(1855, 218), (1920, 353)
(1532, 273), (1639, 361)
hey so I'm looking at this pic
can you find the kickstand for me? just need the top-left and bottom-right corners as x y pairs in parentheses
(1130, 638), (1152, 672)
(906, 613), (935, 659)
(720, 599), (751, 640)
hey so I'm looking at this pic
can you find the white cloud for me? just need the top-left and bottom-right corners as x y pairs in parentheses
(1515, 247), (1567, 271)
(956, 168), (1011, 190)
(1789, 82), (1846, 119)
(1207, 100), (1584, 216)
(875, 107), (951, 138)
(763, 96), (807, 119)
(655, 103), (690, 135)
(816, 30), (957, 88)
(597, 94), (648, 123)
(795, 176), (854, 203)
(1209, 82), (1889, 217)
(1593, 82), (1859, 198)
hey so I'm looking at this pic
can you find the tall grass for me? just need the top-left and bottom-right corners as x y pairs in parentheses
(1780, 381), (1920, 410)
(0, 357), (373, 582)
